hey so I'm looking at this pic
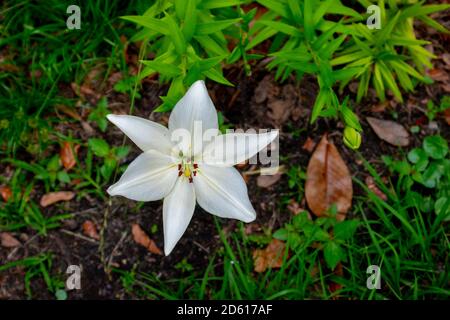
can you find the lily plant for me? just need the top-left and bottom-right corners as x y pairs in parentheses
(107, 80), (278, 255)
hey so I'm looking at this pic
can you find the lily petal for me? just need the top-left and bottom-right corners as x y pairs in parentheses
(168, 80), (218, 156)
(163, 178), (196, 255)
(194, 165), (256, 222)
(200, 131), (278, 166)
(107, 150), (178, 201)
(107, 114), (175, 155)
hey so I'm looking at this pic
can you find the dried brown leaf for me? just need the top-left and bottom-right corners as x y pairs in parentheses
(0, 185), (12, 202)
(305, 135), (352, 220)
(302, 137), (316, 153)
(253, 239), (286, 273)
(82, 220), (100, 240)
(60, 142), (79, 170)
(0, 232), (21, 248)
(367, 117), (410, 147)
(40, 191), (75, 207)
(131, 223), (162, 255)
(365, 176), (387, 201)
(256, 173), (282, 188)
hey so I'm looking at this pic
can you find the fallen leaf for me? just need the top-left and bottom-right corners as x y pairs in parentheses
(371, 100), (390, 113)
(253, 239), (286, 273)
(256, 173), (282, 188)
(0, 185), (12, 202)
(82, 220), (100, 240)
(40, 191), (75, 207)
(287, 199), (308, 216)
(367, 117), (410, 147)
(302, 137), (316, 153)
(365, 176), (387, 201)
(427, 68), (449, 82)
(268, 99), (291, 123)
(131, 223), (163, 255)
(244, 223), (261, 235)
(60, 142), (79, 170)
(444, 109), (450, 126)
(0, 232), (21, 248)
(55, 104), (82, 121)
(305, 135), (352, 220)
(254, 75), (278, 104)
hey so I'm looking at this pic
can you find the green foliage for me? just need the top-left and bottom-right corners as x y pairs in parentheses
(384, 135), (449, 189)
(274, 212), (359, 270)
(334, 0), (448, 103)
(122, 0), (243, 111)
(88, 138), (130, 181)
(425, 96), (450, 122)
(245, 0), (448, 123)
(88, 97), (111, 132)
(0, 254), (64, 298)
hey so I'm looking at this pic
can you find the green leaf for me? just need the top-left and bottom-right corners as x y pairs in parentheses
(57, 171), (71, 184)
(246, 27), (277, 50)
(195, 19), (241, 36)
(140, 60), (183, 77)
(257, 0), (290, 18)
(375, 11), (400, 47)
(287, 0), (303, 22)
(324, 241), (344, 270)
(114, 146), (130, 159)
(203, 68), (233, 86)
(423, 135), (448, 160)
(182, 0), (197, 40)
(378, 62), (403, 102)
(195, 35), (228, 55)
(311, 89), (328, 123)
(334, 220), (359, 241)
(304, 0), (314, 41)
(166, 13), (186, 55)
(200, 0), (243, 9)
(273, 229), (288, 241)
(408, 148), (429, 171)
(341, 103), (362, 131)
(257, 20), (300, 37)
(121, 16), (169, 35)
(88, 138), (110, 158)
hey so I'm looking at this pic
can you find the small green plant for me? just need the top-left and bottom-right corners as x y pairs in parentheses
(286, 165), (307, 202)
(384, 135), (449, 189)
(334, 1), (448, 103)
(88, 138), (130, 182)
(274, 211), (360, 270)
(175, 258), (194, 273)
(88, 97), (111, 132)
(122, 0), (243, 111)
(425, 96), (450, 123)
(0, 254), (65, 298)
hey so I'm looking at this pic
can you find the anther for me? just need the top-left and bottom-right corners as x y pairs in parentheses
(193, 164), (198, 169)
(178, 171), (182, 177)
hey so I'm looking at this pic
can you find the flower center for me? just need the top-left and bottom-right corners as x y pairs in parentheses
(177, 160), (198, 183)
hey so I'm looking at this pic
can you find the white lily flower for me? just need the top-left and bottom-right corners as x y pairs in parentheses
(107, 80), (278, 255)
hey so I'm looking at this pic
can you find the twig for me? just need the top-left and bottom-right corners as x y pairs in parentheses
(61, 229), (98, 244)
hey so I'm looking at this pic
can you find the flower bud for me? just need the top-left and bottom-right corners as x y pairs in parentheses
(343, 126), (361, 150)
